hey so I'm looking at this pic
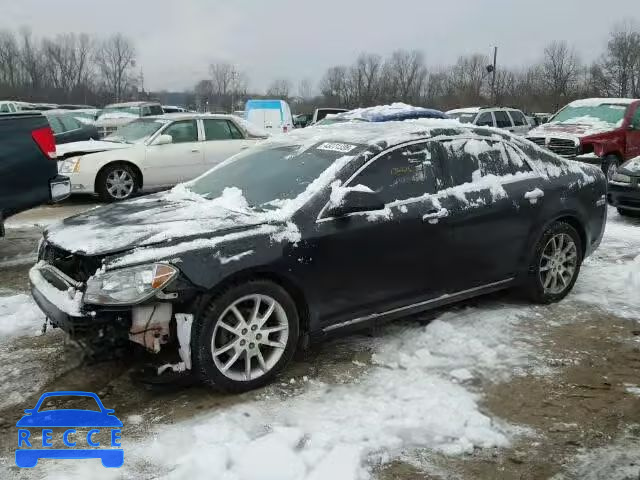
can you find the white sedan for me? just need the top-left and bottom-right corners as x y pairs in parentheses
(57, 114), (267, 201)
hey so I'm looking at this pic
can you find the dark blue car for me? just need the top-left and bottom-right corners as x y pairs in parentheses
(16, 391), (123, 468)
(314, 103), (448, 126)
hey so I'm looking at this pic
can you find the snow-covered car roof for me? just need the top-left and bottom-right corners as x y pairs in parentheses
(567, 98), (638, 108)
(336, 103), (447, 122)
(446, 107), (482, 115)
(104, 101), (161, 108)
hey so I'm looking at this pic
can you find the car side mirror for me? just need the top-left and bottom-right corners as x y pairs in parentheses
(326, 189), (385, 218)
(154, 134), (173, 145)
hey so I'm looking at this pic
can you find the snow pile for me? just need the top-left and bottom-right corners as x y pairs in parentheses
(571, 209), (640, 320)
(0, 293), (44, 339)
(337, 102), (444, 122)
(524, 188), (545, 204)
(39, 303), (534, 480)
(624, 384), (640, 396)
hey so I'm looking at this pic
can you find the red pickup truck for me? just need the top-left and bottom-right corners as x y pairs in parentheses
(526, 98), (640, 179)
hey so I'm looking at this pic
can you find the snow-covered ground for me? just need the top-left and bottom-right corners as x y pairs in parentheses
(0, 206), (638, 479)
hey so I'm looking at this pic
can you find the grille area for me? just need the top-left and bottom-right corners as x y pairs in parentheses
(527, 137), (579, 158)
(39, 241), (102, 283)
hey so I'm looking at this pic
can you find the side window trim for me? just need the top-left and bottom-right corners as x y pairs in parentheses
(317, 139), (441, 222)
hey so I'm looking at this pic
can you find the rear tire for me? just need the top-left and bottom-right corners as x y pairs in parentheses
(96, 163), (138, 202)
(193, 280), (300, 393)
(522, 222), (583, 304)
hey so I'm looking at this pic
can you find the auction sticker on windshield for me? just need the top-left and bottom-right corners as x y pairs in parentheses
(15, 391), (124, 468)
(317, 142), (358, 153)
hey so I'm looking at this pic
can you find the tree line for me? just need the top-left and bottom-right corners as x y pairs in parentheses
(0, 28), (138, 105)
(2, 20), (640, 113)
(196, 19), (640, 114)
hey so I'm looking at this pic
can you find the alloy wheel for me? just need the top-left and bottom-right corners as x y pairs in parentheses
(539, 233), (578, 295)
(106, 169), (134, 199)
(211, 294), (289, 382)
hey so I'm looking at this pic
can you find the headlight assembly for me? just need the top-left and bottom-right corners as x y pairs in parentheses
(84, 263), (178, 305)
(612, 173), (632, 184)
(58, 157), (82, 174)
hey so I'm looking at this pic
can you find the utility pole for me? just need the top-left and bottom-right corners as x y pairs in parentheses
(491, 46), (498, 105)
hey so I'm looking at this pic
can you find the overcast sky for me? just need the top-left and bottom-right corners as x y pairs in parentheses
(4, 0), (640, 93)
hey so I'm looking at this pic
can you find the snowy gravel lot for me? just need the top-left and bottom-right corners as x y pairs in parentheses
(0, 202), (638, 479)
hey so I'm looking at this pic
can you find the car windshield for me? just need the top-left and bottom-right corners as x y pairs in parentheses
(104, 118), (167, 143)
(189, 143), (363, 207)
(551, 104), (628, 126)
(449, 112), (477, 123)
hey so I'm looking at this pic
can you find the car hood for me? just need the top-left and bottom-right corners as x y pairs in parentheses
(528, 121), (616, 139)
(44, 190), (291, 258)
(619, 157), (640, 176)
(57, 140), (132, 158)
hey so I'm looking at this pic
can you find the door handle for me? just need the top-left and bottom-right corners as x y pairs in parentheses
(240, 146), (249, 150)
(191, 149), (200, 153)
(422, 208), (449, 224)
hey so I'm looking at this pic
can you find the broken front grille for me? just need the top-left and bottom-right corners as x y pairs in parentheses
(39, 241), (102, 284)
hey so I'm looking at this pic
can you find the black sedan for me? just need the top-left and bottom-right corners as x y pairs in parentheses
(45, 112), (99, 144)
(30, 121), (607, 392)
(607, 157), (640, 217)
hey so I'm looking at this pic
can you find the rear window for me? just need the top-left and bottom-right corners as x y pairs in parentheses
(509, 110), (527, 126)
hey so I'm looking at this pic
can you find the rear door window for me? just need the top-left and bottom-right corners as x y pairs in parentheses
(440, 138), (530, 186)
(494, 111), (513, 129)
(349, 143), (441, 204)
(149, 105), (164, 115)
(0, 103), (9, 113)
(475, 112), (494, 127)
(509, 110), (527, 126)
(59, 115), (81, 131)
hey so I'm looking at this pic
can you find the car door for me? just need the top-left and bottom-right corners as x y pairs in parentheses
(494, 110), (514, 133)
(143, 120), (204, 187)
(474, 111), (495, 128)
(625, 104), (640, 160)
(435, 137), (542, 290)
(306, 141), (453, 327)
(201, 118), (254, 172)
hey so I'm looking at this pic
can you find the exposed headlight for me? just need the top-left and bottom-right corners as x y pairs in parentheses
(612, 173), (632, 184)
(59, 157), (82, 174)
(84, 263), (178, 305)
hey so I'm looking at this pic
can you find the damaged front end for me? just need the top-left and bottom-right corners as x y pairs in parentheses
(30, 240), (197, 381)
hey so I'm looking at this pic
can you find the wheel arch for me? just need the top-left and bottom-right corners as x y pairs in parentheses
(94, 160), (144, 192)
(196, 268), (312, 338)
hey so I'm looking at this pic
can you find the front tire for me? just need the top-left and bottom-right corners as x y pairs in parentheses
(96, 163), (138, 202)
(193, 280), (300, 393)
(522, 222), (583, 304)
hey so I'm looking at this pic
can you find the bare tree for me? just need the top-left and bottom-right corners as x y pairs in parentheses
(320, 66), (348, 106)
(382, 50), (427, 104)
(95, 34), (135, 102)
(599, 21), (640, 97)
(297, 78), (312, 101)
(19, 27), (43, 92)
(0, 30), (20, 88)
(447, 54), (489, 106)
(348, 53), (382, 106)
(542, 41), (581, 110)
(266, 78), (291, 98)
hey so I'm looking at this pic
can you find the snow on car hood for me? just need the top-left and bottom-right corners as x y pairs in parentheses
(528, 116), (622, 140)
(44, 188), (277, 257)
(56, 139), (131, 157)
(620, 156), (640, 175)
